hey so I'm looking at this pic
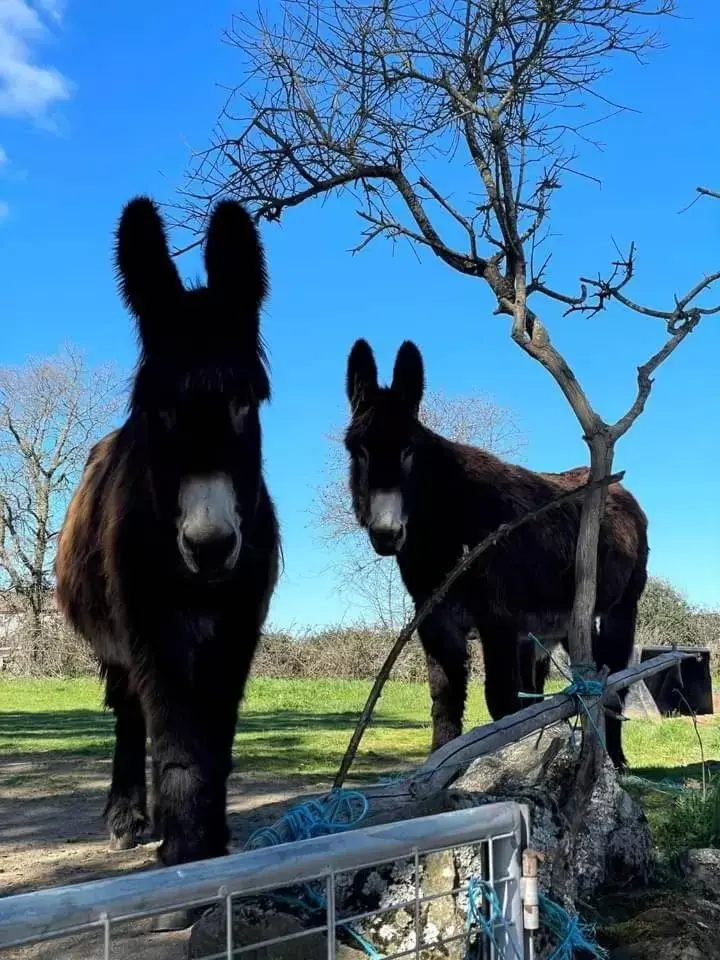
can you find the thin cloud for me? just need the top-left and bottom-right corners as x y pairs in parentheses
(0, 0), (73, 121)
(0, 145), (7, 165)
(36, 0), (64, 23)
(0, 200), (9, 221)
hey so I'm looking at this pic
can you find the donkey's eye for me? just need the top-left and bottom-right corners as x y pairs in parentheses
(401, 447), (414, 471)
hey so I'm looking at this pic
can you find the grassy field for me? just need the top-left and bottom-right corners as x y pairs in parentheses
(1, 675), (718, 784)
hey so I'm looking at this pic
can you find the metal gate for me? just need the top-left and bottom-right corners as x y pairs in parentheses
(0, 802), (529, 959)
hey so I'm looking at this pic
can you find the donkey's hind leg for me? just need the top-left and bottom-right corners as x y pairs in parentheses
(104, 665), (148, 850)
(147, 752), (162, 841)
(517, 635), (553, 697)
(594, 601), (637, 770)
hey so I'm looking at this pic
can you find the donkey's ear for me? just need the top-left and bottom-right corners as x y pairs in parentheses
(114, 196), (184, 346)
(204, 200), (268, 313)
(391, 341), (424, 414)
(346, 339), (378, 410)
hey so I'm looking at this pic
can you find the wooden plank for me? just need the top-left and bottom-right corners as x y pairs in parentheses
(357, 650), (697, 809)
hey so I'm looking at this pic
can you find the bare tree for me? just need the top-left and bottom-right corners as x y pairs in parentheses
(179, 0), (719, 790)
(0, 345), (122, 649)
(316, 389), (525, 629)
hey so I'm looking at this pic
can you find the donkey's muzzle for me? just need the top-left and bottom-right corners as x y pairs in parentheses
(369, 526), (405, 556)
(182, 530), (238, 576)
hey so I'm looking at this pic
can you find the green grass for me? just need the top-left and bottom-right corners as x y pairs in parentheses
(1, 676), (718, 785)
(652, 775), (720, 854)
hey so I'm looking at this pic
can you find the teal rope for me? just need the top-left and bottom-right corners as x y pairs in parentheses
(465, 877), (524, 959)
(519, 633), (607, 750)
(464, 873), (608, 959)
(242, 790), (383, 959)
(540, 895), (608, 959)
(243, 789), (369, 849)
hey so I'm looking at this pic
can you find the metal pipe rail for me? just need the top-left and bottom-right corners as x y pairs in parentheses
(0, 802), (528, 955)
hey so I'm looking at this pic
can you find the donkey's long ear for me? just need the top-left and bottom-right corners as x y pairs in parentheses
(114, 196), (184, 349)
(204, 200), (268, 314)
(204, 199), (270, 400)
(346, 339), (378, 410)
(391, 341), (424, 415)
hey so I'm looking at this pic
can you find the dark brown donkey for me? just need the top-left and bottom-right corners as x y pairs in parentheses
(344, 338), (648, 769)
(56, 196), (280, 921)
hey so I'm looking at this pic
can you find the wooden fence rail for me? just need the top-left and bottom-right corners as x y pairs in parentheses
(354, 649), (698, 818)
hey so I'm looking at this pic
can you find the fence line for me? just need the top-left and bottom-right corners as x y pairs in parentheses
(0, 802), (530, 959)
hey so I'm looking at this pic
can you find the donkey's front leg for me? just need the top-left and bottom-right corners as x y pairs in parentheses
(480, 621), (523, 721)
(103, 665), (148, 851)
(144, 698), (229, 868)
(418, 606), (470, 753)
(137, 671), (238, 931)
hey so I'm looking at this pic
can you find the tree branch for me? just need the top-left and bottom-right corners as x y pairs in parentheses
(697, 185), (720, 201)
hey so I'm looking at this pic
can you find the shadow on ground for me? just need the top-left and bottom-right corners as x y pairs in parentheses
(631, 759), (720, 783)
(0, 706), (429, 783)
(0, 700), (427, 897)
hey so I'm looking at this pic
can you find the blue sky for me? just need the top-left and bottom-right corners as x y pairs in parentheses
(1, 0), (718, 628)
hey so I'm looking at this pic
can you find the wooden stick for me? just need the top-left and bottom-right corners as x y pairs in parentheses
(354, 650), (698, 818)
(333, 470), (625, 789)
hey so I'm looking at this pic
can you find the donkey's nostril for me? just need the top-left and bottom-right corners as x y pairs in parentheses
(183, 531), (237, 574)
(369, 526), (404, 556)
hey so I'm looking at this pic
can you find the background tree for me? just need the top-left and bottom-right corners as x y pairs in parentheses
(179, 0), (719, 792)
(316, 389), (526, 629)
(636, 576), (698, 648)
(0, 345), (122, 651)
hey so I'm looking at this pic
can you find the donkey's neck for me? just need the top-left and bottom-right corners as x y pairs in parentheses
(408, 434), (513, 544)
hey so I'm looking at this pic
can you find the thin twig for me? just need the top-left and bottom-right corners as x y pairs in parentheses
(333, 469), (624, 789)
(674, 687), (707, 799)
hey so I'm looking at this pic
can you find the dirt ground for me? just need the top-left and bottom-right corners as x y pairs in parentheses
(0, 755), (330, 960)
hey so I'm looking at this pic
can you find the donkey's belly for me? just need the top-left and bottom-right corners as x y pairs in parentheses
(518, 611), (569, 642)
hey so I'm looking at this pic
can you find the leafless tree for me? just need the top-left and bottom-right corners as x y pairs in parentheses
(0, 345), (122, 650)
(179, 0), (720, 791)
(316, 389), (525, 629)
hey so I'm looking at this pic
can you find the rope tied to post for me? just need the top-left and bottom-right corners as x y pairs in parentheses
(519, 633), (608, 750)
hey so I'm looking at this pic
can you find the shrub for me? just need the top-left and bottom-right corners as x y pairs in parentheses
(253, 625), (486, 682)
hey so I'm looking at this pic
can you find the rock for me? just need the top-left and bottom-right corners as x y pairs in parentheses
(623, 679), (662, 721)
(611, 941), (704, 960)
(679, 848), (720, 900)
(188, 903), (326, 959)
(448, 723), (651, 906)
(329, 726), (651, 960)
(423, 851), (463, 959)
(598, 895), (720, 960)
(188, 899), (372, 959)
(338, 852), (460, 958)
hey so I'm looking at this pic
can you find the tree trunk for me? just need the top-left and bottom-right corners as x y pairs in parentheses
(565, 430), (615, 810)
(29, 478), (51, 665)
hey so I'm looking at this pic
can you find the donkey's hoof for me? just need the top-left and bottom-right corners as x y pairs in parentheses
(109, 830), (137, 851)
(151, 907), (204, 931)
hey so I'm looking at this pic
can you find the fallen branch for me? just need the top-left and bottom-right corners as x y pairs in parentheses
(333, 470), (625, 789)
(355, 650), (699, 821)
